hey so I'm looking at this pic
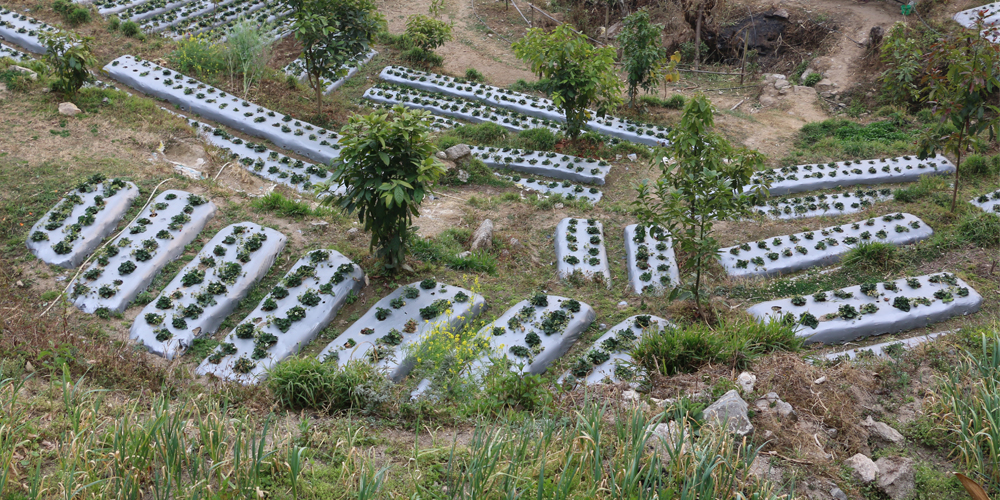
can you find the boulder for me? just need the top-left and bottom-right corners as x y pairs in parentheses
(830, 487), (848, 500)
(845, 453), (878, 483)
(444, 144), (472, 161)
(759, 95), (778, 108)
(10, 65), (37, 81)
(814, 79), (835, 92)
(470, 219), (494, 250)
(809, 56), (834, 73)
(772, 8), (789, 19)
(646, 421), (688, 457)
(737, 372), (756, 394)
(875, 456), (915, 500)
(703, 390), (753, 436)
(58, 102), (81, 116)
(862, 416), (904, 444)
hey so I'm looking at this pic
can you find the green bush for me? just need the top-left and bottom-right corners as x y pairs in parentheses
(664, 94), (686, 109)
(0, 69), (36, 92)
(454, 122), (508, 143)
(464, 68), (484, 82)
(916, 108), (934, 123)
(483, 361), (551, 411)
(508, 78), (550, 94)
(268, 357), (391, 412)
(107, 15), (120, 31)
(841, 241), (901, 273)
(251, 192), (322, 218)
(632, 319), (800, 376)
(121, 20), (141, 38)
(41, 32), (96, 96)
(52, 0), (72, 14)
(168, 35), (225, 76)
(67, 7), (91, 25)
(804, 73), (822, 87)
(517, 127), (558, 151)
(962, 154), (997, 176)
(405, 15), (452, 52)
(401, 47), (443, 67)
(958, 212), (1000, 247)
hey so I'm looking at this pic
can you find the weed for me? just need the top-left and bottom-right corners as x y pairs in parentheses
(120, 20), (141, 38)
(168, 34), (225, 76)
(464, 68), (484, 82)
(841, 242), (901, 273)
(268, 357), (392, 413)
(251, 192), (323, 219)
(957, 212), (1000, 247)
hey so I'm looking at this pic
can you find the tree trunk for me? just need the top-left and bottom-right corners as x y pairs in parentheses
(694, 3), (703, 71)
(952, 124), (966, 213)
(315, 75), (323, 119)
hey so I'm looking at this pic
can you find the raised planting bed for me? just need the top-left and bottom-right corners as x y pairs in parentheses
(136, 0), (242, 33)
(954, 3), (1000, 29)
(751, 188), (893, 220)
(90, 0), (162, 16)
(971, 188), (1000, 213)
(317, 279), (486, 382)
(500, 174), (603, 204)
(624, 224), (678, 295)
(197, 249), (365, 384)
(746, 155), (956, 196)
(720, 213), (933, 278)
(555, 218), (611, 287)
(0, 8), (61, 54)
(747, 272), (983, 344)
(69, 190), (216, 313)
(473, 294), (595, 376)
(557, 315), (671, 386)
(379, 65), (670, 147)
(364, 83), (564, 134)
(104, 55), (344, 164)
(27, 176), (139, 269)
(363, 98), (459, 131)
(820, 331), (950, 362)
(130, 222), (286, 359)
(284, 48), (377, 95)
(182, 117), (341, 195)
(121, 0), (202, 22)
(0, 41), (33, 62)
(469, 145), (610, 185)
(164, 0), (288, 38)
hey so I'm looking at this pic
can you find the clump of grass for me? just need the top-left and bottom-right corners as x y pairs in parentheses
(268, 357), (391, 412)
(410, 228), (498, 274)
(632, 318), (801, 376)
(439, 158), (510, 188)
(841, 241), (901, 273)
(250, 192), (324, 219)
(958, 212), (1000, 247)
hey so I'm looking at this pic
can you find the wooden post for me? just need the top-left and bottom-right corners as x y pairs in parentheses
(694, 2), (703, 71)
(739, 27), (749, 85)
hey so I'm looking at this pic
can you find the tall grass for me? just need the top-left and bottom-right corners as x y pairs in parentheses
(224, 18), (274, 97)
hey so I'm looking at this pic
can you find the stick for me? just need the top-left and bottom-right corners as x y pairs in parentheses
(730, 98), (746, 110)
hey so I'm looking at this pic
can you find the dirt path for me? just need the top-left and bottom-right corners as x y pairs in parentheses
(377, 0), (536, 85)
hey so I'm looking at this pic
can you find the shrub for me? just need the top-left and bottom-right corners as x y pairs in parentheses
(120, 20), (141, 38)
(405, 14), (452, 52)
(455, 122), (507, 143)
(251, 192), (318, 218)
(401, 47), (443, 66)
(482, 361), (551, 411)
(169, 34), (225, 76)
(841, 241), (901, 272)
(962, 154), (996, 176)
(663, 94), (686, 109)
(518, 127), (558, 151)
(40, 32), (97, 96)
(464, 68), (484, 82)
(268, 357), (391, 412)
(107, 15), (120, 31)
(958, 212), (1000, 247)
(804, 72), (822, 87)
(223, 19), (274, 97)
(617, 9), (674, 104)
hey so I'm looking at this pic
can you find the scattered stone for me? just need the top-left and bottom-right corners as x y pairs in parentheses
(444, 143), (472, 161)
(58, 102), (81, 116)
(809, 56), (834, 73)
(470, 219), (494, 250)
(748, 455), (784, 484)
(830, 487), (848, 500)
(24, 361), (34, 373)
(553, 202), (564, 209)
(862, 416), (904, 444)
(703, 390), (753, 436)
(737, 371), (756, 393)
(617, 300), (628, 310)
(509, 237), (520, 247)
(896, 401), (922, 425)
(15, 280), (24, 288)
(846, 453), (878, 483)
(815, 79), (835, 92)
(456, 251), (471, 258)
(875, 456), (915, 500)
(435, 151), (447, 159)
(754, 392), (796, 420)
(346, 227), (359, 236)
(814, 376), (827, 385)
(772, 8), (789, 18)
(10, 65), (37, 80)
(646, 421), (687, 457)
(456, 169), (469, 183)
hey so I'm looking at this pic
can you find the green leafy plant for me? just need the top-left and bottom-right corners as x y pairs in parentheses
(288, 0), (382, 116)
(323, 106), (446, 272)
(403, 14), (451, 65)
(223, 19), (275, 98)
(513, 24), (622, 138)
(40, 31), (97, 96)
(632, 95), (766, 318)
(617, 9), (677, 105)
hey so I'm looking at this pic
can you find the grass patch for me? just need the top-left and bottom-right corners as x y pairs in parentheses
(250, 192), (325, 219)
(410, 228), (498, 275)
(957, 212), (1000, 247)
(841, 242), (902, 273)
(268, 357), (392, 413)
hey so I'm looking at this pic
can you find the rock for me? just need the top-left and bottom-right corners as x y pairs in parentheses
(868, 26), (885, 49)
(24, 361), (34, 373)
(896, 401), (922, 425)
(748, 455), (784, 484)
(15, 280), (24, 288)
(470, 219), (494, 250)
(754, 392), (796, 420)
(815, 79), (835, 92)
(846, 453), (878, 483)
(814, 376), (827, 385)
(456, 251), (471, 258)
(444, 144), (472, 161)
(617, 300), (628, 310)
(10, 65), (37, 80)
(809, 56), (834, 73)
(605, 21), (622, 38)
(456, 169), (469, 183)
(58, 102), (81, 116)
(875, 456), (915, 500)
(436, 151), (447, 159)
(703, 390), (753, 436)
(801, 68), (815, 81)
(774, 79), (791, 90)
(553, 202), (564, 209)
(830, 487), (848, 500)
(759, 95), (778, 107)
(646, 421), (687, 457)
(626, 153), (637, 162)
(508, 237), (521, 247)
(862, 416), (904, 444)
(772, 8), (789, 18)
(737, 372), (756, 394)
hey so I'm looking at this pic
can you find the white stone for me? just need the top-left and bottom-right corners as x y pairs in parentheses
(10, 65), (37, 80)
(444, 143), (472, 161)
(737, 372), (756, 393)
(646, 421), (688, 458)
(470, 219), (494, 250)
(703, 390), (753, 436)
(862, 416), (904, 444)
(876, 456), (915, 500)
(456, 169), (469, 183)
(846, 453), (878, 483)
(58, 102), (81, 116)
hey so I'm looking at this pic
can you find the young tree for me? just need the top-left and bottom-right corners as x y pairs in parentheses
(39, 31), (96, 96)
(287, 0), (382, 117)
(632, 95), (767, 319)
(512, 25), (622, 139)
(617, 9), (677, 106)
(323, 105), (446, 273)
(917, 12), (1000, 213)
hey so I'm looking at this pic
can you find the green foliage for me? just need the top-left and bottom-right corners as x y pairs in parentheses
(879, 22), (930, 106)
(893, 174), (945, 203)
(618, 9), (674, 105)
(961, 154), (999, 176)
(517, 127), (558, 151)
(439, 157), (508, 188)
(841, 242), (901, 273)
(168, 35), (224, 76)
(54, 0), (92, 25)
(632, 95), (766, 314)
(804, 72), (822, 87)
(107, 14), (120, 31)
(223, 19), (274, 97)
(640, 94), (686, 109)
(268, 357), (391, 412)
(632, 319), (800, 376)
(251, 192), (325, 218)
(507, 78), (551, 94)
(40, 31), (97, 96)
(288, 0), (382, 116)
(120, 20), (141, 38)
(401, 46), (443, 66)
(410, 228), (498, 273)
(958, 212), (1000, 247)
(464, 68), (484, 82)
(454, 122), (508, 143)
(916, 12), (1000, 212)
(404, 15), (452, 52)
(482, 361), (551, 411)
(513, 25), (623, 139)
(323, 105), (446, 272)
